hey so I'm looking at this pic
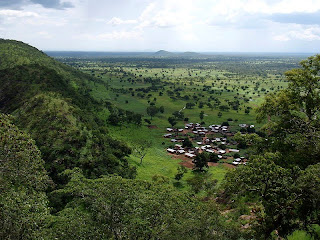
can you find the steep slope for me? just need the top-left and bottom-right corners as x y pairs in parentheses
(0, 39), (136, 183)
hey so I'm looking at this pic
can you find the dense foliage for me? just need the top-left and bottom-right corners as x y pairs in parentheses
(223, 55), (320, 239)
(256, 55), (320, 168)
(46, 169), (243, 240)
(0, 113), (49, 239)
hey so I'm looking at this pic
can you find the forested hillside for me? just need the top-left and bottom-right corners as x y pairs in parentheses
(0, 39), (135, 182)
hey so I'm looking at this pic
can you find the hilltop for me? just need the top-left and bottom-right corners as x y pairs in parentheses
(153, 50), (174, 56)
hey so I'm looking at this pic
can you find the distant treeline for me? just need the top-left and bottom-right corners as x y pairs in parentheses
(56, 55), (303, 75)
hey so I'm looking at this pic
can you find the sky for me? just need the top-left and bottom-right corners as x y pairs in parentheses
(0, 0), (320, 52)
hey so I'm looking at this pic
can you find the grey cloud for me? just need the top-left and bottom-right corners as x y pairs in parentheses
(30, 0), (74, 9)
(270, 11), (320, 25)
(207, 14), (268, 29)
(0, 0), (74, 9)
(0, 0), (26, 9)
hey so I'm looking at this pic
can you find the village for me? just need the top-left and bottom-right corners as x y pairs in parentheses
(164, 122), (252, 169)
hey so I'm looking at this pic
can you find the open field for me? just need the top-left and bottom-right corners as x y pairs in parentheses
(57, 55), (303, 186)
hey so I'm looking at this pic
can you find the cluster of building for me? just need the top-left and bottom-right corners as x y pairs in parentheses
(185, 123), (230, 134)
(239, 123), (255, 129)
(166, 144), (196, 158)
(164, 122), (249, 166)
(232, 157), (247, 165)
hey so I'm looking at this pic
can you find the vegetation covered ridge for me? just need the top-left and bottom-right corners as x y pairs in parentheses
(0, 39), (136, 183)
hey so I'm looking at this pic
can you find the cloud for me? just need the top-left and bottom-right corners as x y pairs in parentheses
(0, 0), (26, 9)
(37, 31), (52, 38)
(0, 0), (74, 10)
(82, 30), (142, 41)
(273, 25), (320, 41)
(2, 0), (320, 52)
(0, 9), (39, 17)
(134, 0), (196, 30)
(31, 0), (74, 9)
(107, 17), (137, 26)
(206, 13), (268, 29)
(203, 0), (320, 28)
(269, 0), (320, 14)
(269, 11), (320, 25)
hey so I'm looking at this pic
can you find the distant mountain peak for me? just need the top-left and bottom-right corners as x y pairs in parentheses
(153, 50), (201, 57)
(153, 50), (173, 56)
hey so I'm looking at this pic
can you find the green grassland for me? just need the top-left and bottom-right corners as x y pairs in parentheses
(57, 56), (300, 186)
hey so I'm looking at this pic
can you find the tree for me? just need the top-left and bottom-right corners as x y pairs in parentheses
(168, 116), (177, 128)
(182, 137), (193, 148)
(133, 140), (152, 165)
(159, 106), (164, 113)
(223, 155), (300, 238)
(133, 113), (142, 125)
(146, 106), (158, 119)
(200, 111), (204, 121)
(0, 114), (50, 239)
(218, 112), (222, 118)
(108, 112), (122, 125)
(219, 105), (230, 111)
(186, 102), (195, 109)
(172, 111), (184, 120)
(221, 121), (229, 126)
(174, 166), (188, 181)
(223, 155), (320, 239)
(207, 102), (214, 110)
(186, 172), (217, 195)
(192, 152), (209, 172)
(296, 163), (320, 228)
(209, 153), (219, 162)
(256, 54), (320, 168)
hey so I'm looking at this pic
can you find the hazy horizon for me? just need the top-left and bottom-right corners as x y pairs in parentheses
(44, 50), (315, 54)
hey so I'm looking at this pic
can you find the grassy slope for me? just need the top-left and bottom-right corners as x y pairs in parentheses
(107, 124), (229, 189)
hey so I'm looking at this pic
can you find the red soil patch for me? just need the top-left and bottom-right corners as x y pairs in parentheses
(171, 154), (189, 161)
(179, 160), (194, 169)
(208, 162), (219, 167)
(170, 153), (194, 169)
(148, 125), (158, 129)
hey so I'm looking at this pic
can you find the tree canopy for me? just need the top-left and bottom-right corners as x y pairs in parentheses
(256, 54), (320, 168)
